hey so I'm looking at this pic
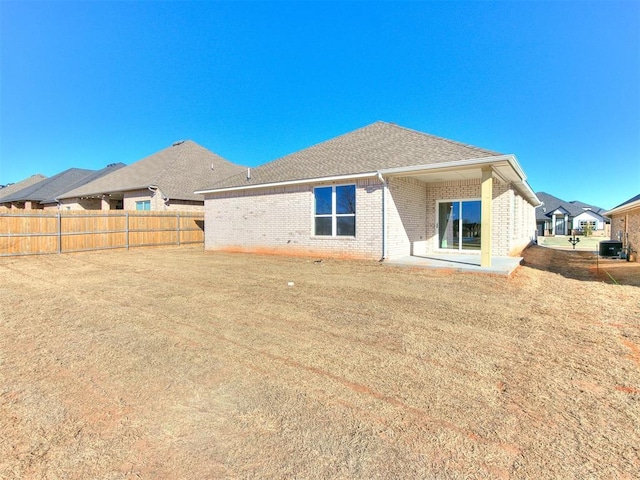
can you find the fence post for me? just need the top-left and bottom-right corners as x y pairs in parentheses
(177, 213), (181, 245)
(57, 212), (62, 254)
(126, 212), (130, 249)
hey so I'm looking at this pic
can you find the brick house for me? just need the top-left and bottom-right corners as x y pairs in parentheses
(0, 174), (48, 209)
(0, 166), (124, 210)
(196, 122), (540, 267)
(604, 193), (640, 262)
(58, 140), (245, 211)
(535, 192), (610, 237)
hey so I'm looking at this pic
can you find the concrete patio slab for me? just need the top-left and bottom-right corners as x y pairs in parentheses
(384, 253), (522, 275)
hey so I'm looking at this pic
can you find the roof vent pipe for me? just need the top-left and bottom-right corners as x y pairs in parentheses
(247, 168), (251, 180)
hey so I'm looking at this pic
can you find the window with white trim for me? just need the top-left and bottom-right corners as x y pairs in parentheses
(579, 220), (596, 230)
(314, 185), (356, 236)
(136, 200), (151, 211)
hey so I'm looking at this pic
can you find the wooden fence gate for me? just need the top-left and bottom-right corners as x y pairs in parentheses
(0, 210), (205, 257)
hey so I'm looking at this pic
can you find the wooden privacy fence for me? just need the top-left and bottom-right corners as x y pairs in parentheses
(0, 210), (205, 257)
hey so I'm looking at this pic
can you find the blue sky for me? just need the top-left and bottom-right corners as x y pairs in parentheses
(1, 1), (638, 209)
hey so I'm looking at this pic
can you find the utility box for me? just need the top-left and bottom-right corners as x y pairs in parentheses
(599, 240), (623, 257)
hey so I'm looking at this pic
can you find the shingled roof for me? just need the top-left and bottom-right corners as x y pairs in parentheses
(60, 140), (245, 201)
(535, 192), (609, 221)
(0, 174), (47, 202)
(1, 164), (124, 205)
(201, 121), (501, 191)
(604, 193), (640, 216)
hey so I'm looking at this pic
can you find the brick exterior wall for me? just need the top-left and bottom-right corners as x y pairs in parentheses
(204, 176), (536, 260)
(123, 189), (204, 211)
(59, 198), (103, 210)
(610, 208), (640, 262)
(204, 178), (384, 259)
(386, 177), (427, 258)
(60, 189), (204, 211)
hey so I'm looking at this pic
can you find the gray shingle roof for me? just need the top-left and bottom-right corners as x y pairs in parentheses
(204, 121), (502, 190)
(60, 140), (245, 201)
(568, 200), (607, 216)
(535, 192), (608, 221)
(0, 174), (47, 202)
(611, 193), (640, 210)
(0, 166), (124, 204)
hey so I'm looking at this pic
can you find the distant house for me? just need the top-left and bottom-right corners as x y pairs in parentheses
(58, 141), (245, 211)
(196, 122), (540, 266)
(604, 193), (640, 262)
(0, 166), (123, 210)
(535, 192), (609, 237)
(0, 174), (48, 208)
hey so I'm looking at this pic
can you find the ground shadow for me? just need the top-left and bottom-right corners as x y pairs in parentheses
(413, 255), (481, 267)
(522, 244), (640, 286)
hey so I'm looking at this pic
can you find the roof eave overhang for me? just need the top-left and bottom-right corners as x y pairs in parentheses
(58, 184), (158, 200)
(195, 155), (541, 208)
(195, 172), (380, 195)
(379, 154), (541, 207)
(604, 199), (640, 217)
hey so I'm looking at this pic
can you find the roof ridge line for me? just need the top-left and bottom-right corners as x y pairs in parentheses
(379, 121), (501, 155)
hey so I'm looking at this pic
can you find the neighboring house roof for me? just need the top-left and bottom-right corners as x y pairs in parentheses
(60, 140), (245, 202)
(0, 164), (124, 205)
(535, 192), (609, 222)
(569, 200), (608, 216)
(604, 193), (640, 217)
(202, 121), (501, 191)
(0, 174), (47, 202)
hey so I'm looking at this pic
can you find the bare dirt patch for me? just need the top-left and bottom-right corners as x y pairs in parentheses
(524, 244), (640, 286)
(1, 245), (639, 479)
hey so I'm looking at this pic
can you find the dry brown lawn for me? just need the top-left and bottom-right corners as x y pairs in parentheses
(1, 245), (638, 479)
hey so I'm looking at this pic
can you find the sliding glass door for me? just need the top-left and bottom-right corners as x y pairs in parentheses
(438, 200), (482, 251)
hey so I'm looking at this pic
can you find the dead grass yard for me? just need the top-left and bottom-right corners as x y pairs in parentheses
(1, 245), (639, 479)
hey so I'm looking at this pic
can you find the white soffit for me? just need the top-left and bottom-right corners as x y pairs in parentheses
(379, 156), (540, 206)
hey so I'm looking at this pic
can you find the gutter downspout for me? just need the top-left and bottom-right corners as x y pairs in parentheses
(377, 172), (387, 261)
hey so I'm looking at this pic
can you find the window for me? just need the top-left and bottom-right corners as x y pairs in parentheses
(579, 220), (596, 230)
(136, 200), (151, 211)
(314, 185), (356, 236)
(438, 200), (481, 250)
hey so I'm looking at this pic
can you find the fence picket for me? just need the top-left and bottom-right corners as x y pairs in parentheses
(0, 210), (205, 257)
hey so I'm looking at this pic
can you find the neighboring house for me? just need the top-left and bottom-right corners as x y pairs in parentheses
(196, 122), (540, 266)
(535, 192), (610, 237)
(0, 166), (123, 210)
(604, 193), (640, 262)
(0, 174), (48, 208)
(59, 140), (245, 211)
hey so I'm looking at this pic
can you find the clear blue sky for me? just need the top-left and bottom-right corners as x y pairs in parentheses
(1, 1), (638, 209)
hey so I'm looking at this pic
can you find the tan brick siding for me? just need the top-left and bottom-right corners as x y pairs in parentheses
(60, 190), (204, 212)
(423, 179), (534, 256)
(204, 179), (383, 260)
(59, 197), (104, 210)
(204, 176), (536, 260)
(610, 208), (640, 262)
(386, 177), (427, 258)
(124, 189), (204, 211)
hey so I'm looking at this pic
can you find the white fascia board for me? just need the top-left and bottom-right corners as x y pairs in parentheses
(516, 180), (542, 207)
(194, 172), (379, 195)
(378, 154), (541, 207)
(377, 155), (517, 176)
(604, 198), (640, 216)
(500, 155), (542, 207)
(575, 210), (604, 221)
(59, 185), (154, 200)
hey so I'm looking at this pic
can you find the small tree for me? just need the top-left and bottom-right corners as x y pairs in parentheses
(583, 222), (594, 237)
